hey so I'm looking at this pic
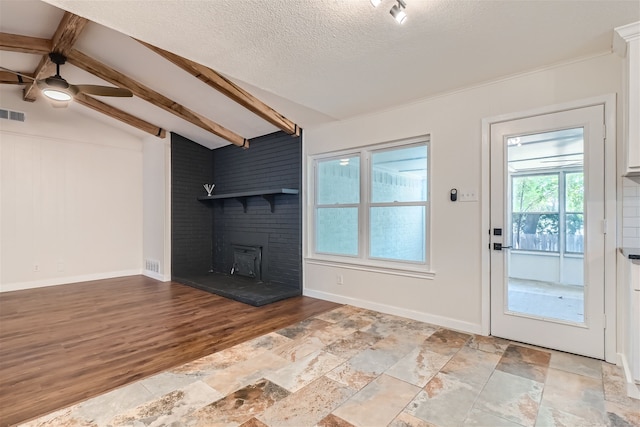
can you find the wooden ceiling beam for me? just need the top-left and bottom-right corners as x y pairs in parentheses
(74, 93), (166, 138)
(67, 48), (248, 148)
(0, 13), (257, 147)
(23, 12), (89, 101)
(0, 33), (51, 54)
(50, 12), (90, 56)
(0, 16), (165, 140)
(137, 40), (300, 137)
(0, 70), (34, 84)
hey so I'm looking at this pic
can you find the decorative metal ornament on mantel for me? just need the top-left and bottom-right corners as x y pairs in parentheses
(203, 184), (215, 196)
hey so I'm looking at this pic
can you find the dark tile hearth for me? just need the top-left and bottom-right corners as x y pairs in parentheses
(176, 273), (301, 306)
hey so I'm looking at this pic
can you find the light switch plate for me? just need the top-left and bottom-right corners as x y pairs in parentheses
(458, 190), (478, 202)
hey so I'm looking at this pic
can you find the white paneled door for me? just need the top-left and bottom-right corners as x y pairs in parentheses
(490, 105), (605, 359)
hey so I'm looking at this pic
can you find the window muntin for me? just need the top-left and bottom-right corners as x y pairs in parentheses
(313, 139), (429, 267)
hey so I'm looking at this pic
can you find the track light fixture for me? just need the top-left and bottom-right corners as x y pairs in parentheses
(371, 0), (409, 24)
(390, 0), (408, 24)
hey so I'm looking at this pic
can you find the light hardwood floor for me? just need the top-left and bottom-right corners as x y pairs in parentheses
(0, 275), (340, 426)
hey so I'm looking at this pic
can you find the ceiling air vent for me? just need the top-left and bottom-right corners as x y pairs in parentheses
(0, 108), (25, 122)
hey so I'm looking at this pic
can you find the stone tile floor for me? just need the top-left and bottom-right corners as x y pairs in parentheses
(20, 305), (639, 427)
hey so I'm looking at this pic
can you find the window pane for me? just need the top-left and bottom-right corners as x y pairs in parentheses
(565, 172), (584, 213)
(512, 174), (558, 213)
(371, 145), (427, 203)
(370, 206), (425, 262)
(512, 213), (559, 251)
(566, 213), (584, 253)
(317, 157), (360, 205)
(316, 207), (358, 256)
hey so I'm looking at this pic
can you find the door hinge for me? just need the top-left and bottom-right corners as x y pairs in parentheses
(603, 313), (607, 329)
(602, 219), (608, 234)
(603, 123), (606, 141)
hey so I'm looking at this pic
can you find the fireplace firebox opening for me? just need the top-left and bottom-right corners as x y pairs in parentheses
(231, 244), (262, 281)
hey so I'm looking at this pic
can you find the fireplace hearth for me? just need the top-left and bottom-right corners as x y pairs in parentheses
(177, 273), (300, 306)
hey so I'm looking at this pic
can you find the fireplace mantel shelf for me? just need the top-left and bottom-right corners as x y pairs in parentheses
(197, 188), (299, 213)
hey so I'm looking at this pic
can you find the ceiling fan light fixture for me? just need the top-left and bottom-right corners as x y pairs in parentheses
(390, 0), (407, 24)
(42, 87), (72, 102)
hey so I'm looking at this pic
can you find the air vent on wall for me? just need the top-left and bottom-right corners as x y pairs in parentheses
(0, 108), (25, 122)
(145, 259), (160, 273)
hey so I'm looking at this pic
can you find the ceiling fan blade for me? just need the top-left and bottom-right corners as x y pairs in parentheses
(72, 84), (133, 97)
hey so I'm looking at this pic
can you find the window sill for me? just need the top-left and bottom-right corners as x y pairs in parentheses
(304, 257), (435, 280)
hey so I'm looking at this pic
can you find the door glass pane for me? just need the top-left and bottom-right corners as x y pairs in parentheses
(506, 128), (585, 323)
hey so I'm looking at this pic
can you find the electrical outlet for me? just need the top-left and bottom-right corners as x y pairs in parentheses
(336, 274), (344, 285)
(57, 261), (64, 272)
(458, 189), (478, 202)
(33, 264), (40, 272)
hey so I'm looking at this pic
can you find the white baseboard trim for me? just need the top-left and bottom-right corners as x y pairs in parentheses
(143, 270), (170, 282)
(303, 289), (484, 335)
(0, 269), (143, 292)
(617, 352), (640, 399)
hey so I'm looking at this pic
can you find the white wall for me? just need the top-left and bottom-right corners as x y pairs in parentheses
(142, 136), (171, 281)
(0, 88), (144, 291)
(303, 53), (623, 334)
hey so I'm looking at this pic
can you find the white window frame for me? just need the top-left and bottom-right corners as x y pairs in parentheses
(309, 136), (432, 278)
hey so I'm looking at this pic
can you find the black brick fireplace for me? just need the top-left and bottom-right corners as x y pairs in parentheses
(171, 131), (302, 306)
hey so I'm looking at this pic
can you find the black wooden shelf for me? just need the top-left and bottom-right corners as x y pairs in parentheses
(197, 188), (299, 213)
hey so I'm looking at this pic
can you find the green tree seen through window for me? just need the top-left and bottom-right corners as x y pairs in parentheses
(511, 172), (584, 252)
(512, 174), (559, 250)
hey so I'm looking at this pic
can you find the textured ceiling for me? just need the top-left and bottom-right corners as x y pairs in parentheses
(2, 0), (639, 148)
